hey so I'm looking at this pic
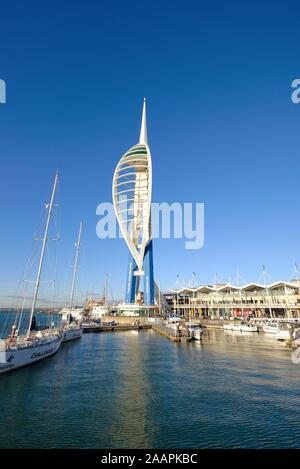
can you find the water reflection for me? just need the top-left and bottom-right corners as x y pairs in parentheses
(105, 332), (158, 448)
(0, 329), (299, 448)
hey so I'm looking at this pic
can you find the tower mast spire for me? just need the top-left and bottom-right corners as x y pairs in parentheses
(139, 97), (148, 144)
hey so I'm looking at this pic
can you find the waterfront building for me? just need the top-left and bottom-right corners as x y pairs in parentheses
(84, 297), (112, 317)
(164, 280), (300, 318)
(113, 99), (155, 312)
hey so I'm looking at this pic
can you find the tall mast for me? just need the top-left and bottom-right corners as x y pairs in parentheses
(69, 220), (83, 312)
(104, 273), (108, 306)
(237, 269), (244, 318)
(158, 278), (161, 314)
(293, 261), (299, 282)
(27, 171), (59, 337)
(262, 265), (273, 318)
(176, 274), (180, 316)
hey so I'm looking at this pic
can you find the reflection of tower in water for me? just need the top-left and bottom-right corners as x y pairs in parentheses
(106, 332), (157, 447)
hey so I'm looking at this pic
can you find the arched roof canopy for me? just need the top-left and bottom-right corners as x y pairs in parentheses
(216, 284), (240, 292)
(268, 281), (299, 291)
(240, 283), (265, 292)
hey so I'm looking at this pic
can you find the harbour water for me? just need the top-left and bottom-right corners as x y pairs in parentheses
(0, 319), (300, 448)
(0, 311), (61, 339)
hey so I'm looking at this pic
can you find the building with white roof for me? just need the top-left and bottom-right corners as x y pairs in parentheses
(164, 280), (300, 318)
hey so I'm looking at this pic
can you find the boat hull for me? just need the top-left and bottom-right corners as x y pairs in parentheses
(62, 327), (83, 343)
(240, 325), (258, 332)
(277, 330), (291, 340)
(263, 325), (279, 334)
(187, 324), (203, 340)
(0, 334), (63, 375)
(224, 324), (258, 332)
(193, 330), (203, 340)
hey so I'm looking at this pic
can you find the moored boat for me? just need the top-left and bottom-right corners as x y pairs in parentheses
(223, 323), (233, 330)
(277, 328), (291, 340)
(224, 321), (258, 332)
(1, 331), (63, 374)
(262, 321), (292, 340)
(262, 322), (280, 334)
(0, 172), (63, 375)
(62, 324), (82, 342)
(240, 322), (258, 332)
(192, 326), (203, 340)
(61, 221), (84, 343)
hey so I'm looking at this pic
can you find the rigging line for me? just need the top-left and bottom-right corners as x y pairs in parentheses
(32, 204), (48, 241)
(52, 203), (61, 242)
(0, 303), (15, 338)
(109, 284), (115, 305)
(1, 278), (27, 338)
(11, 233), (41, 319)
(43, 245), (57, 327)
(10, 243), (40, 334)
(51, 240), (59, 326)
(16, 282), (29, 337)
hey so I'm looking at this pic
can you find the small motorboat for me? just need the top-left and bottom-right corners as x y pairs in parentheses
(193, 327), (203, 340)
(224, 321), (258, 332)
(276, 324), (292, 341)
(81, 321), (103, 333)
(262, 322), (279, 334)
(232, 324), (242, 331)
(293, 327), (300, 340)
(102, 320), (117, 327)
(262, 322), (291, 340)
(240, 322), (258, 332)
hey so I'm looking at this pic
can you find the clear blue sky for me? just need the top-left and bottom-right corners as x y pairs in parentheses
(0, 0), (300, 307)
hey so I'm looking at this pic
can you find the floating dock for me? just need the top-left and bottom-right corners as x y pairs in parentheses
(152, 324), (192, 343)
(82, 323), (152, 333)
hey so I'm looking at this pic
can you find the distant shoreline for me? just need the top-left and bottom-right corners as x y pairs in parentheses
(0, 309), (62, 313)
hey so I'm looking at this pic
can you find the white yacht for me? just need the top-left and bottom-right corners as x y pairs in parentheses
(240, 322), (258, 332)
(62, 322), (83, 342)
(276, 323), (292, 341)
(262, 322), (280, 334)
(224, 321), (258, 332)
(224, 322), (243, 331)
(262, 321), (291, 340)
(232, 324), (242, 331)
(223, 323), (233, 331)
(0, 172), (63, 375)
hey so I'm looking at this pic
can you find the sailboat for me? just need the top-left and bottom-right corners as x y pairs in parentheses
(87, 273), (112, 320)
(0, 171), (63, 375)
(61, 221), (83, 343)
